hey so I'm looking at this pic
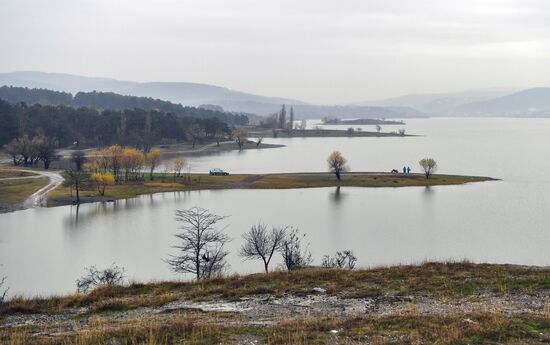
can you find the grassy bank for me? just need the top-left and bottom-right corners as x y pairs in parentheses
(47, 172), (494, 207)
(0, 176), (48, 212)
(1, 262), (549, 344)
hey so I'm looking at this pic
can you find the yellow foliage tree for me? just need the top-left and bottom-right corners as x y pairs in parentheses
(173, 156), (187, 181)
(91, 172), (115, 196)
(146, 148), (162, 180)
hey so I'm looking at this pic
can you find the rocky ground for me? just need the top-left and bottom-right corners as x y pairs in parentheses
(2, 263), (550, 344)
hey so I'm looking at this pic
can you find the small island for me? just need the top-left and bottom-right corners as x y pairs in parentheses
(321, 117), (405, 125)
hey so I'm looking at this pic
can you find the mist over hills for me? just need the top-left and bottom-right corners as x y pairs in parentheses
(0, 71), (424, 119)
(359, 88), (550, 116)
(1, 71), (550, 118)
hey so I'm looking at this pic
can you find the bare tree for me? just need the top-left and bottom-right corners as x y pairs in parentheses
(419, 158), (437, 179)
(376, 125), (382, 133)
(173, 156), (187, 181)
(240, 222), (287, 272)
(166, 207), (231, 280)
(327, 151), (349, 181)
(256, 136), (264, 147)
(0, 268), (7, 304)
(187, 124), (203, 148)
(65, 151), (87, 204)
(279, 228), (312, 270)
(76, 263), (125, 293)
(322, 250), (357, 270)
(233, 128), (248, 150)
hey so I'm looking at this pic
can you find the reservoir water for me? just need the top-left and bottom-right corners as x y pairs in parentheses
(1, 118), (550, 297)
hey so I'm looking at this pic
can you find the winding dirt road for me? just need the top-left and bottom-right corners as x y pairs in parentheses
(19, 170), (64, 208)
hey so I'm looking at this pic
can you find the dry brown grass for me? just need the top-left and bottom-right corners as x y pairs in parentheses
(2, 262), (549, 317)
(2, 311), (548, 345)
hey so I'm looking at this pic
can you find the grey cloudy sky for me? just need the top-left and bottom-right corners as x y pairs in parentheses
(1, 0), (550, 103)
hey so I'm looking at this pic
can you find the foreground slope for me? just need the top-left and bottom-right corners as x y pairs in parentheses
(1, 262), (549, 344)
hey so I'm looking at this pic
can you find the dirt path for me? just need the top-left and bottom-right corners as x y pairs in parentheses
(19, 170), (64, 208)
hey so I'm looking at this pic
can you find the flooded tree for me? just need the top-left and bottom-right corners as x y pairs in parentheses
(327, 150), (349, 181)
(419, 158), (437, 179)
(240, 222), (287, 272)
(233, 128), (248, 150)
(167, 207), (231, 280)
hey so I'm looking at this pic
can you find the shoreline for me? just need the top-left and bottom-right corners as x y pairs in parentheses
(248, 128), (415, 138)
(45, 172), (495, 209)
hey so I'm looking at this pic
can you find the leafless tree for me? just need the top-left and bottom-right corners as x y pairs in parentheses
(279, 228), (312, 270)
(376, 125), (382, 133)
(65, 151), (87, 203)
(32, 134), (60, 169)
(76, 263), (125, 293)
(233, 128), (248, 150)
(0, 276), (6, 303)
(166, 207), (231, 280)
(187, 124), (203, 148)
(322, 250), (357, 270)
(0, 265), (7, 303)
(240, 222), (287, 272)
(327, 151), (349, 181)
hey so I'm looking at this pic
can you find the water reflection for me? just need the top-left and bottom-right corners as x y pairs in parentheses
(330, 186), (346, 205)
(3, 118), (550, 297)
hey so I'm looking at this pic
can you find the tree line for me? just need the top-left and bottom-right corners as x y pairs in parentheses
(0, 86), (250, 125)
(0, 100), (234, 155)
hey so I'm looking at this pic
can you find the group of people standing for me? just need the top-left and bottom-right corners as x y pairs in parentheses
(403, 166), (411, 173)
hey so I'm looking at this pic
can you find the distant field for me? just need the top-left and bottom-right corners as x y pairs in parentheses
(47, 172), (494, 207)
(0, 169), (36, 178)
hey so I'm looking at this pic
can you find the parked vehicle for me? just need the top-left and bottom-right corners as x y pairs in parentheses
(209, 168), (229, 176)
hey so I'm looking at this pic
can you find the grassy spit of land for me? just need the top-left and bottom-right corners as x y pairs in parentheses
(1, 262), (550, 344)
(47, 172), (495, 207)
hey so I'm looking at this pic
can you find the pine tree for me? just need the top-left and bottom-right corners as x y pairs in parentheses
(289, 106), (294, 130)
(279, 105), (286, 129)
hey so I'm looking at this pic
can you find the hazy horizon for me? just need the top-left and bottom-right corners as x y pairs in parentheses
(1, 0), (550, 103)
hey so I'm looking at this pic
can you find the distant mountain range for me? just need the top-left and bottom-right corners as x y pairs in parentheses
(0, 71), (423, 119)
(360, 88), (550, 116)
(1, 71), (550, 118)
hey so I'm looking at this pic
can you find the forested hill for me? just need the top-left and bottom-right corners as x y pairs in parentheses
(0, 99), (232, 148)
(0, 85), (250, 125)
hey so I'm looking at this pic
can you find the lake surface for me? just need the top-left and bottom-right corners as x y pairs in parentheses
(2, 118), (550, 297)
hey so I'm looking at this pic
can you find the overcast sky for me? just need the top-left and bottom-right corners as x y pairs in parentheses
(1, 0), (550, 103)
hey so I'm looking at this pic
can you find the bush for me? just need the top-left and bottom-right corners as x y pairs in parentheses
(76, 264), (125, 293)
(322, 250), (357, 270)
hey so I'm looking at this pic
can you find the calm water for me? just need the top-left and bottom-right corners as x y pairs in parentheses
(1, 118), (550, 297)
